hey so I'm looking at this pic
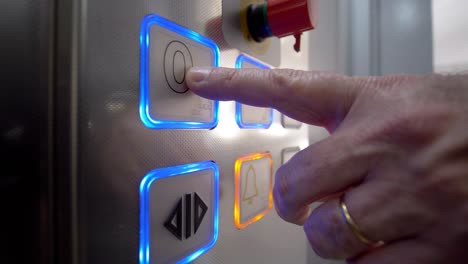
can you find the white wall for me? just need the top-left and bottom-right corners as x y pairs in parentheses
(433, 0), (468, 72)
(342, 0), (434, 76)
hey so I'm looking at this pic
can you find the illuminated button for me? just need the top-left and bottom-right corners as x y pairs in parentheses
(235, 55), (273, 129)
(281, 113), (302, 129)
(140, 161), (219, 264)
(140, 14), (220, 129)
(282, 147), (300, 165)
(234, 152), (273, 229)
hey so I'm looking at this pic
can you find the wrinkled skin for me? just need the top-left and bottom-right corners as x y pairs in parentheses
(186, 67), (468, 264)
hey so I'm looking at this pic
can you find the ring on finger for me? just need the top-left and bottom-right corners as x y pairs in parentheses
(339, 194), (385, 247)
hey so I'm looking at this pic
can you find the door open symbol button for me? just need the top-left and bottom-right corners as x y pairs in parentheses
(164, 192), (208, 241)
(139, 161), (219, 264)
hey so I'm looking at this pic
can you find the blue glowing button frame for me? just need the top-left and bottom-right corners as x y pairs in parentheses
(235, 54), (273, 129)
(139, 161), (219, 264)
(140, 14), (220, 129)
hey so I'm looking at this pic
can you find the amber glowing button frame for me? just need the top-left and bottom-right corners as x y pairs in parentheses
(234, 152), (273, 229)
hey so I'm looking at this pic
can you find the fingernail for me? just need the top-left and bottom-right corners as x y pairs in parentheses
(187, 67), (212, 83)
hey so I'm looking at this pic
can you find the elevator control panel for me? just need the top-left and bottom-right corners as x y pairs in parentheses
(140, 14), (220, 129)
(133, 10), (312, 263)
(136, 11), (311, 263)
(235, 55), (273, 129)
(74, 1), (315, 263)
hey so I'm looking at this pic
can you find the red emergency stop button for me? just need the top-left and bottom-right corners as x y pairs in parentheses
(267, 0), (317, 38)
(246, 0), (317, 51)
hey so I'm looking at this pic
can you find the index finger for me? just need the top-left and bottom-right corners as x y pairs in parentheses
(186, 67), (361, 129)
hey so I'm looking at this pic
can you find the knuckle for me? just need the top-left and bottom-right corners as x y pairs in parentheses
(274, 166), (289, 200)
(309, 238), (328, 259)
(408, 155), (431, 182)
(306, 201), (366, 260)
(274, 167), (292, 211)
(274, 164), (299, 210)
(221, 68), (239, 88)
(269, 69), (305, 106)
(274, 165), (307, 224)
(305, 214), (333, 259)
(270, 69), (293, 87)
(273, 189), (288, 220)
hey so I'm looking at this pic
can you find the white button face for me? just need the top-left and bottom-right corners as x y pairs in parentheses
(281, 114), (302, 129)
(240, 104), (272, 125)
(282, 147), (300, 165)
(235, 55), (273, 129)
(234, 152), (273, 229)
(140, 161), (219, 264)
(140, 14), (219, 129)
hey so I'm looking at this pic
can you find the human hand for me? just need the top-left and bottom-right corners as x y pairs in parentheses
(186, 67), (468, 264)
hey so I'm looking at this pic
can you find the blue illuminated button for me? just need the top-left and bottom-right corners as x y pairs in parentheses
(235, 55), (273, 129)
(140, 161), (219, 264)
(140, 14), (220, 129)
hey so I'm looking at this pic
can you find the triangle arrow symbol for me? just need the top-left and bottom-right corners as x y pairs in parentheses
(164, 197), (183, 240)
(193, 192), (208, 235)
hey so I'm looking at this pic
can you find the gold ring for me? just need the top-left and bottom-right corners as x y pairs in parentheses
(339, 195), (384, 247)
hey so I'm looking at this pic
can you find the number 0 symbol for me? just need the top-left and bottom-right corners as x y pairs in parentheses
(164, 40), (193, 93)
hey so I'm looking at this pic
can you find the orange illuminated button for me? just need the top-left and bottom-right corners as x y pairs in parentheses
(234, 152), (273, 229)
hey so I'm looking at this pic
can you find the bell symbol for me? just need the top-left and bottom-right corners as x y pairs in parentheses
(242, 165), (259, 204)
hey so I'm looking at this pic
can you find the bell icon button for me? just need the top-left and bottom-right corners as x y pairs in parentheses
(234, 152), (273, 229)
(242, 165), (259, 205)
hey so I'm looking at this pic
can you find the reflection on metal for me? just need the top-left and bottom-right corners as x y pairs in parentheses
(259, 123), (288, 137)
(212, 101), (239, 139)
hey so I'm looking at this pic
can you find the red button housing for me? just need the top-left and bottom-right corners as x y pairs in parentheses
(267, 0), (318, 38)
